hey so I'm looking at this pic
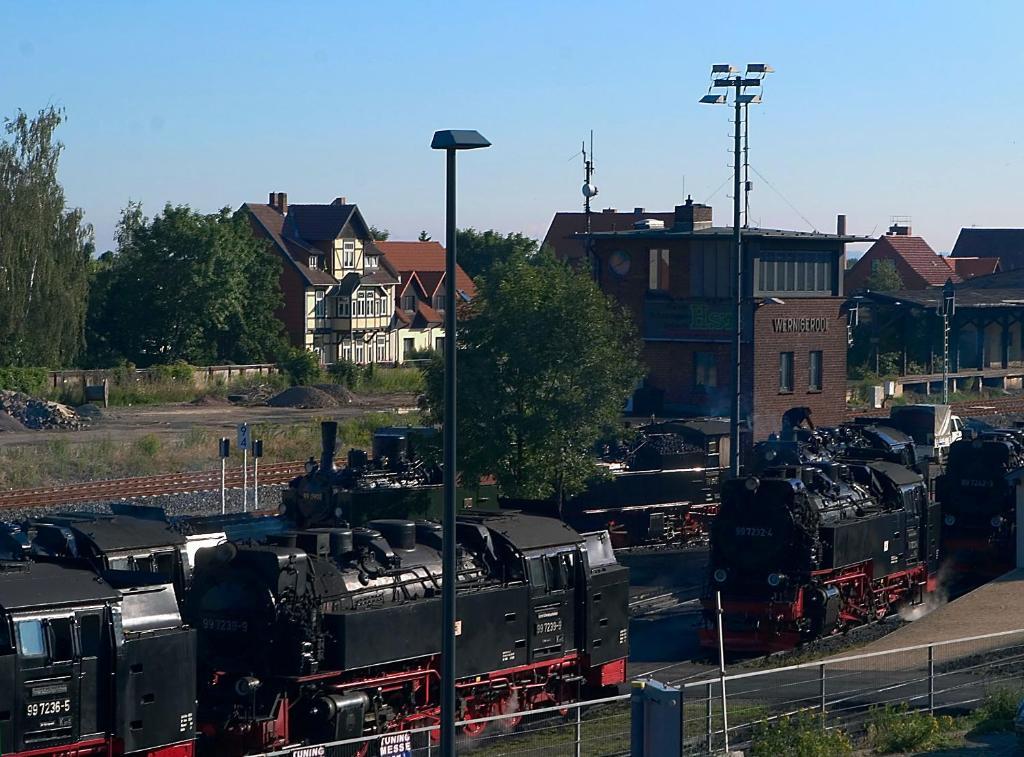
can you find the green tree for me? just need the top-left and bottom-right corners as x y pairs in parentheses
(85, 203), (286, 366)
(455, 228), (538, 279)
(417, 230), (432, 242)
(422, 250), (644, 507)
(864, 259), (904, 292)
(368, 225), (390, 241)
(0, 107), (93, 366)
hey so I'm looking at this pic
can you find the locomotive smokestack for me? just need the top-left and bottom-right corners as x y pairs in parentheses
(320, 421), (338, 472)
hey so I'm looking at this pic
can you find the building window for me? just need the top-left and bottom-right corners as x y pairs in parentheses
(779, 352), (794, 393)
(338, 299), (349, 317)
(435, 336), (445, 352)
(342, 342), (352, 361)
(376, 334), (388, 362)
(402, 294), (415, 310)
(755, 251), (834, 296)
(355, 342), (365, 363)
(308, 255), (318, 269)
(343, 240), (355, 268)
(314, 290), (325, 318)
(694, 352), (717, 388)
(689, 241), (732, 298)
(365, 254), (378, 269)
(809, 350), (823, 391)
(434, 294), (446, 311)
(649, 249), (670, 291)
(403, 337), (415, 355)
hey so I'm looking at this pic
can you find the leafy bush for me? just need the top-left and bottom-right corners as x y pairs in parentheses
(327, 359), (358, 387)
(0, 366), (50, 395)
(969, 688), (1023, 734)
(279, 348), (323, 386)
(149, 362), (195, 383)
(865, 704), (959, 753)
(134, 434), (162, 458)
(751, 713), (852, 757)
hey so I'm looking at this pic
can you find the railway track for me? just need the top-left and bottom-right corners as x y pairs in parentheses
(0, 461), (306, 510)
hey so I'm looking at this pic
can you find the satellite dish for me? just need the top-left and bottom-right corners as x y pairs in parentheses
(582, 183), (599, 199)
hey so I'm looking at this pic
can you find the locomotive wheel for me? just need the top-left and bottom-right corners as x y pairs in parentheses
(495, 693), (523, 731)
(461, 701), (492, 738)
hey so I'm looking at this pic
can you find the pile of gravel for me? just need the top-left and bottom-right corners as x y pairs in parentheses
(313, 383), (354, 404)
(0, 390), (83, 430)
(0, 411), (26, 431)
(76, 403), (104, 419)
(267, 386), (338, 409)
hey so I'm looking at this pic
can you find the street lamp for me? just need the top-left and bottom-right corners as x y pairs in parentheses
(938, 278), (956, 403)
(430, 128), (491, 757)
(699, 63), (772, 477)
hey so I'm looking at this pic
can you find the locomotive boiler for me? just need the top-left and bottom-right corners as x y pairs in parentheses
(936, 430), (1024, 576)
(186, 512), (629, 755)
(701, 459), (939, 652)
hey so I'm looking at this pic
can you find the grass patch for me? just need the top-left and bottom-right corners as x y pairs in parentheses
(0, 411), (415, 489)
(465, 702), (631, 756)
(865, 704), (961, 754)
(351, 366), (424, 394)
(751, 713), (853, 756)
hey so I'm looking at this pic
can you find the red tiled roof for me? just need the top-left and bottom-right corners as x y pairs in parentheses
(853, 235), (960, 287)
(949, 256), (1001, 280)
(375, 241), (476, 296)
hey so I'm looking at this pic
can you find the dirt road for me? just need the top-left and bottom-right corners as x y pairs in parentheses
(0, 393), (420, 448)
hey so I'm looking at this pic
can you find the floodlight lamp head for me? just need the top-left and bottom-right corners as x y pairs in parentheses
(430, 129), (491, 150)
(738, 94), (762, 104)
(746, 63), (774, 74)
(700, 94), (727, 105)
(712, 64), (736, 73)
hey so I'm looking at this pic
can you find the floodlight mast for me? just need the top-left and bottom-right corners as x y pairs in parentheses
(700, 63), (771, 477)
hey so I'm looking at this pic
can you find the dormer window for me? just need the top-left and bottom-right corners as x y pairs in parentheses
(365, 254), (378, 269)
(308, 256), (318, 269)
(402, 294), (415, 311)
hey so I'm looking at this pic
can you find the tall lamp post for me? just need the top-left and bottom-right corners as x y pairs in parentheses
(700, 63), (772, 476)
(938, 278), (956, 403)
(430, 128), (491, 757)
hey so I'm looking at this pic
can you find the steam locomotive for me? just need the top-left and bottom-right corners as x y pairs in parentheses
(936, 429), (1024, 577)
(701, 457), (938, 653)
(0, 552), (196, 757)
(0, 422), (630, 757)
(504, 418), (730, 547)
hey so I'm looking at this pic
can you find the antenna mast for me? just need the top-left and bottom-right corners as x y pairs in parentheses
(581, 130), (599, 277)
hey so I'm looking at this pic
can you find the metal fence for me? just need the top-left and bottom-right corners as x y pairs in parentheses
(253, 628), (1024, 756)
(257, 693), (632, 757)
(676, 627), (1024, 754)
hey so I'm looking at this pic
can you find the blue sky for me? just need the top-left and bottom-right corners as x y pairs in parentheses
(3, 0), (1022, 254)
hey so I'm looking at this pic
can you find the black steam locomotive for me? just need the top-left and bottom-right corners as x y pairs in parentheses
(188, 512), (629, 754)
(0, 433), (630, 757)
(0, 550), (196, 757)
(701, 458), (938, 652)
(281, 423), (498, 529)
(936, 429), (1024, 577)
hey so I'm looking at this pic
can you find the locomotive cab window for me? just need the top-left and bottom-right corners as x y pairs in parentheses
(16, 619), (46, 660)
(49, 617), (74, 663)
(0, 615), (11, 654)
(526, 551), (576, 594)
(78, 613), (102, 658)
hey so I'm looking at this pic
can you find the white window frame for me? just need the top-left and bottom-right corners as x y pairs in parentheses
(343, 240), (355, 268)
(314, 290), (325, 318)
(308, 255), (318, 269)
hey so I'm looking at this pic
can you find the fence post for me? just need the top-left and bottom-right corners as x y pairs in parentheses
(928, 644), (935, 714)
(819, 663), (826, 722)
(706, 681), (713, 751)
(575, 702), (582, 757)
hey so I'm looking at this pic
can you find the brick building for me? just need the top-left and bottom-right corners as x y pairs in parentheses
(580, 199), (865, 441)
(846, 222), (999, 292)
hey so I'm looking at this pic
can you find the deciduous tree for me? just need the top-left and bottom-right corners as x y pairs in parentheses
(0, 107), (92, 366)
(455, 228), (538, 279)
(863, 259), (904, 292)
(85, 203), (286, 366)
(423, 250), (644, 507)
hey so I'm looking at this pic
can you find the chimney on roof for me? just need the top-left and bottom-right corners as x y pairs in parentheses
(269, 192), (288, 214)
(332, 197), (348, 206)
(836, 214), (847, 236)
(673, 196), (713, 231)
(602, 208), (617, 214)
(634, 207), (645, 214)
(887, 217), (912, 236)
